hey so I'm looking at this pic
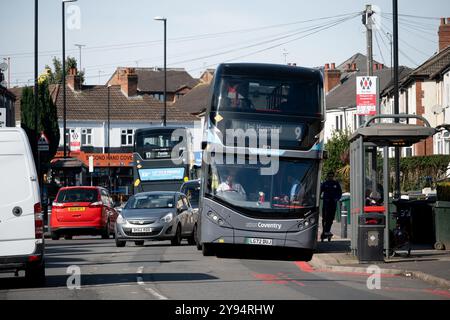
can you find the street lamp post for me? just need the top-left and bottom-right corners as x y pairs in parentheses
(62, 0), (77, 160)
(107, 85), (111, 190)
(154, 16), (167, 126)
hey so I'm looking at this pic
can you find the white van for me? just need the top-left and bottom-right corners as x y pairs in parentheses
(0, 128), (45, 285)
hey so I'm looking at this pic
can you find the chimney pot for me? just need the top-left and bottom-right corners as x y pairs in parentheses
(439, 17), (450, 52)
(352, 63), (357, 70)
(325, 63), (330, 70)
(331, 63), (336, 70)
(67, 67), (81, 91)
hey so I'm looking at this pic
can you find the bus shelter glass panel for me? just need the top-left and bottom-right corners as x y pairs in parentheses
(364, 145), (385, 212)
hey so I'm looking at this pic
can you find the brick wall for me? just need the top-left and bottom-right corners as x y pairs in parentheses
(414, 81), (434, 156)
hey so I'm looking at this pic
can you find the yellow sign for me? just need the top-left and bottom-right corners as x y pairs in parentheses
(134, 179), (141, 187)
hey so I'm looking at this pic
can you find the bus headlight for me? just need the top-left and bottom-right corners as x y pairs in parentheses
(160, 213), (173, 223)
(298, 216), (317, 230)
(207, 211), (227, 226)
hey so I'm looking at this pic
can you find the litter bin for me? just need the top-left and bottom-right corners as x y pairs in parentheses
(433, 201), (450, 250)
(357, 213), (385, 263)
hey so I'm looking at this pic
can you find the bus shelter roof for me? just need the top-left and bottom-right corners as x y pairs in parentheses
(349, 123), (435, 147)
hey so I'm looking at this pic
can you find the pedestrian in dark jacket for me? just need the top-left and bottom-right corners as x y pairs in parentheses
(320, 171), (342, 240)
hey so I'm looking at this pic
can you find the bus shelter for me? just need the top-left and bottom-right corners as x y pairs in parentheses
(349, 115), (436, 261)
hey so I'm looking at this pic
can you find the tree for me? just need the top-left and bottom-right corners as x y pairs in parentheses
(20, 77), (60, 168)
(323, 130), (351, 191)
(45, 56), (84, 85)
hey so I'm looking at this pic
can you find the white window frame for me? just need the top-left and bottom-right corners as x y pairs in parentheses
(81, 128), (93, 146)
(121, 129), (135, 146)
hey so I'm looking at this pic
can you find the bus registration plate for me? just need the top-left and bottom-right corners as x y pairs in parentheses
(245, 238), (273, 246)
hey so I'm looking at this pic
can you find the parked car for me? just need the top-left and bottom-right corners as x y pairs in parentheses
(50, 186), (118, 240)
(0, 128), (45, 285)
(115, 191), (198, 247)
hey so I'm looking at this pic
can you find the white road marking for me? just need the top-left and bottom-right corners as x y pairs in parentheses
(135, 266), (168, 300)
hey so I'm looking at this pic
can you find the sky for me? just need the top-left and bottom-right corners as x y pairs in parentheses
(1, 0), (449, 86)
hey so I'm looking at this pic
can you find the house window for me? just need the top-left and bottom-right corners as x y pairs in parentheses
(153, 94), (165, 102)
(121, 129), (134, 146)
(404, 147), (413, 158)
(81, 129), (93, 146)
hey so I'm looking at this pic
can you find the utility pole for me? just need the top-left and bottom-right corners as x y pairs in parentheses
(74, 44), (86, 72)
(387, 32), (393, 79)
(364, 4), (374, 78)
(393, 0), (401, 198)
(3, 58), (11, 88)
(363, 4), (378, 198)
(282, 48), (289, 65)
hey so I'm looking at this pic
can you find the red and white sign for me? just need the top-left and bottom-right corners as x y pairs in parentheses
(38, 132), (50, 151)
(356, 76), (378, 116)
(70, 129), (81, 153)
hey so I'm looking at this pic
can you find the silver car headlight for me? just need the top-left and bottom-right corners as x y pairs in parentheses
(160, 213), (173, 223)
(117, 214), (127, 224)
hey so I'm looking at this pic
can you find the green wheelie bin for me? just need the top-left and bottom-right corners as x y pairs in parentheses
(433, 201), (450, 250)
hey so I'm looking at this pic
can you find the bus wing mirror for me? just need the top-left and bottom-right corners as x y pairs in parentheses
(201, 141), (207, 150)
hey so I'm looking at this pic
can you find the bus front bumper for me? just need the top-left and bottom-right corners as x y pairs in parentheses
(201, 217), (318, 250)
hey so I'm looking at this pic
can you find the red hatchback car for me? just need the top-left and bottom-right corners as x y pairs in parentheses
(50, 186), (118, 240)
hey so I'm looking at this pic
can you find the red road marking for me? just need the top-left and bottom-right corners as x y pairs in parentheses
(424, 289), (450, 299)
(253, 273), (305, 286)
(292, 280), (306, 287)
(294, 261), (314, 273)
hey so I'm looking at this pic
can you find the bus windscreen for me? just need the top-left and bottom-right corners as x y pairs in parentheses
(214, 77), (322, 116)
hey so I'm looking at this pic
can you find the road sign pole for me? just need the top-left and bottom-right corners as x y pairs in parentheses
(89, 156), (94, 186)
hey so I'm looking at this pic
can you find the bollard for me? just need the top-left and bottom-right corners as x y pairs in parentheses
(341, 201), (348, 239)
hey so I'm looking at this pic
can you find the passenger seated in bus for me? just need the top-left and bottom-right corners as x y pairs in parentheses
(222, 81), (253, 110)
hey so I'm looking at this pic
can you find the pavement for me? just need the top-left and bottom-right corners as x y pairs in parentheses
(313, 221), (450, 289)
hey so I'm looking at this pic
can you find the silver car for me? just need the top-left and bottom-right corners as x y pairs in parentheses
(115, 191), (196, 247)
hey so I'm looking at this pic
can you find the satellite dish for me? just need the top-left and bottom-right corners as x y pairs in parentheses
(431, 105), (443, 115)
(0, 63), (7, 72)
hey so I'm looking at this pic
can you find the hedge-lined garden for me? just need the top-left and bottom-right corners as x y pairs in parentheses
(323, 131), (450, 193)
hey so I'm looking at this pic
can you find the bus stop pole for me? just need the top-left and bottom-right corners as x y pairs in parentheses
(384, 146), (390, 258)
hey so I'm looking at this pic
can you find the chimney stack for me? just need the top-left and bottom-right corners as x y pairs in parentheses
(67, 67), (81, 91)
(112, 68), (138, 97)
(439, 17), (450, 52)
(324, 62), (341, 94)
(352, 63), (357, 71)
